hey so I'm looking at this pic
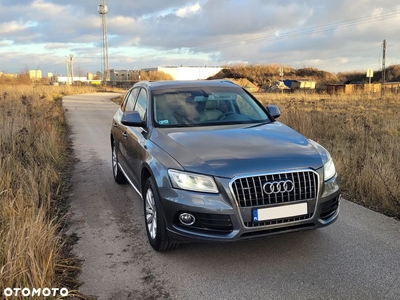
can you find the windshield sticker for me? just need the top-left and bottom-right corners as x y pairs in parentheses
(159, 120), (169, 125)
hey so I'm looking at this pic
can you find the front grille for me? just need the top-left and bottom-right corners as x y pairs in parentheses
(231, 171), (319, 208)
(244, 213), (312, 227)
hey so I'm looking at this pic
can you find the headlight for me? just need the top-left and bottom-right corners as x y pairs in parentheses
(323, 156), (336, 181)
(168, 170), (219, 194)
(309, 139), (337, 181)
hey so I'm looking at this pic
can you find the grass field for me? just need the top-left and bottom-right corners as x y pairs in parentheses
(0, 84), (398, 299)
(256, 92), (400, 218)
(0, 85), (99, 299)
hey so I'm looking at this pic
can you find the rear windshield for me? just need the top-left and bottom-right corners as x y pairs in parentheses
(152, 86), (270, 127)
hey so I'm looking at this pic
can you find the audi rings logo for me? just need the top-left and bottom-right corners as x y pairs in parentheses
(263, 180), (294, 194)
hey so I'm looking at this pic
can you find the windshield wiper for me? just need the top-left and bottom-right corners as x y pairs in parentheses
(246, 120), (272, 128)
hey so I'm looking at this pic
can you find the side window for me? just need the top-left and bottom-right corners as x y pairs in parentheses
(134, 88), (148, 121)
(123, 88), (139, 111)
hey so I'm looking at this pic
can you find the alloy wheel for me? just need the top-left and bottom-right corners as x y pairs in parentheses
(145, 188), (157, 240)
(112, 144), (118, 177)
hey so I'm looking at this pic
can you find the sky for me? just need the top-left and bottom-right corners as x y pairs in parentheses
(1, 0), (400, 77)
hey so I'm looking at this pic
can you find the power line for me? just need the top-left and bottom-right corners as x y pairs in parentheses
(37, 62), (65, 69)
(190, 9), (400, 52)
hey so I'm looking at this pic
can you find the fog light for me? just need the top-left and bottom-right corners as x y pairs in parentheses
(179, 213), (195, 226)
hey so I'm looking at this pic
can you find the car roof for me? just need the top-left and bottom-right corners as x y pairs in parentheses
(132, 79), (240, 91)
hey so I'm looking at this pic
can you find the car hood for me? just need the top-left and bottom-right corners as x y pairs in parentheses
(151, 122), (323, 178)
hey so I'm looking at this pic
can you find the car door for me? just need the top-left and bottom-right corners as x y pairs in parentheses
(122, 87), (149, 189)
(114, 87), (139, 175)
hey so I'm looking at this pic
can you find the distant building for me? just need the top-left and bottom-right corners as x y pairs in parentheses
(291, 80), (316, 90)
(143, 66), (222, 80)
(283, 80), (316, 90)
(50, 75), (90, 85)
(29, 70), (42, 80)
(109, 69), (139, 82)
(47, 72), (53, 78)
(0, 72), (18, 78)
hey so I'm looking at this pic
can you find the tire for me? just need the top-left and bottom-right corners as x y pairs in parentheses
(112, 140), (127, 184)
(144, 177), (178, 252)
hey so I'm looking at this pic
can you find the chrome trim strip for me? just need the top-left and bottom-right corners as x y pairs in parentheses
(229, 169), (320, 229)
(118, 162), (143, 200)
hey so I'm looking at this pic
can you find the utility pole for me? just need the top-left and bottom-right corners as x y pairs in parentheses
(70, 55), (74, 85)
(65, 55), (74, 85)
(98, 0), (109, 83)
(381, 39), (386, 97)
(366, 68), (373, 96)
(279, 65), (284, 94)
(65, 59), (70, 85)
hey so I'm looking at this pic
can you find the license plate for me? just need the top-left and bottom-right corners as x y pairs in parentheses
(253, 203), (308, 222)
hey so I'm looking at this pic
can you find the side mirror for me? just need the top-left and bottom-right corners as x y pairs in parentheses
(121, 111), (146, 127)
(266, 105), (281, 119)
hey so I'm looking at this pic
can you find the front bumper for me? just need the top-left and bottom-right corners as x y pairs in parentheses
(159, 173), (341, 243)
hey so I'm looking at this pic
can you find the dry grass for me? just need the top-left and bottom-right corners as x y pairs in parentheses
(210, 64), (340, 87)
(256, 92), (400, 218)
(139, 70), (174, 81)
(0, 84), (99, 299)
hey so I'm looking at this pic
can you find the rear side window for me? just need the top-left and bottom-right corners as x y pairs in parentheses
(134, 88), (147, 121)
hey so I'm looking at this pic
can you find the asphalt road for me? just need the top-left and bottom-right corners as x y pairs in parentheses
(64, 93), (400, 300)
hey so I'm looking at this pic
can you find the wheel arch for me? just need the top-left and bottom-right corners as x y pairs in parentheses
(110, 132), (115, 149)
(141, 166), (153, 198)
(140, 160), (173, 199)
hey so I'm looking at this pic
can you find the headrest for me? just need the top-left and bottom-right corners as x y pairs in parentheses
(194, 95), (215, 101)
(205, 100), (219, 110)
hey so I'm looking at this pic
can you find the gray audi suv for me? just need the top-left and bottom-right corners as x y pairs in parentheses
(110, 80), (341, 251)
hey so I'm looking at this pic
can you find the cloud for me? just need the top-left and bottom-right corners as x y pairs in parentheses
(31, 0), (63, 14)
(0, 40), (14, 46)
(176, 2), (201, 18)
(0, 21), (35, 34)
(1, 0), (400, 74)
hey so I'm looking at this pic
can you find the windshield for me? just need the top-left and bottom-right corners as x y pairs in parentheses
(152, 86), (270, 127)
